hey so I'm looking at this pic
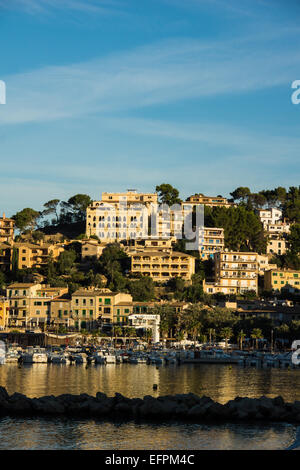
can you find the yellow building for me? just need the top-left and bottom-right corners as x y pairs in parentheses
(49, 298), (73, 329)
(198, 227), (224, 260)
(257, 254), (277, 275)
(267, 235), (287, 256)
(130, 249), (195, 283)
(0, 242), (12, 272)
(81, 239), (106, 260)
(264, 269), (300, 293)
(204, 251), (258, 295)
(123, 237), (173, 253)
(14, 242), (65, 269)
(71, 288), (133, 329)
(0, 298), (8, 330)
(6, 283), (68, 329)
(185, 194), (234, 208)
(86, 190), (157, 242)
(0, 213), (14, 243)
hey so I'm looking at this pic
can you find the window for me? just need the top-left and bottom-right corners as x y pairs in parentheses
(104, 298), (111, 305)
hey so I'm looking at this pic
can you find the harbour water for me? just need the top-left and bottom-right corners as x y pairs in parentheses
(0, 363), (299, 449)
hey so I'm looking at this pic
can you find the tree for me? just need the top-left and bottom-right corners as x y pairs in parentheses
(143, 328), (153, 344)
(237, 330), (246, 350)
(99, 244), (129, 275)
(156, 184), (181, 206)
(114, 326), (122, 337)
(207, 328), (216, 345)
(60, 194), (92, 223)
(154, 305), (178, 339)
(220, 327), (233, 349)
(129, 277), (155, 301)
(249, 193), (267, 209)
(178, 305), (203, 346)
(205, 205), (267, 253)
(42, 199), (60, 223)
(57, 250), (77, 275)
(13, 208), (40, 233)
(251, 328), (263, 349)
(287, 224), (300, 255)
(32, 231), (45, 242)
(230, 187), (251, 204)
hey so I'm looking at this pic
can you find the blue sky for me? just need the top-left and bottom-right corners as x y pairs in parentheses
(0, 0), (300, 216)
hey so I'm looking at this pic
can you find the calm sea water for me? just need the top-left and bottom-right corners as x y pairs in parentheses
(0, 363), (299, 450)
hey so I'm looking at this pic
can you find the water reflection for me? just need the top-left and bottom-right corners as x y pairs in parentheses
(0, 416), (297, 450)
(0, 363), (299, 403)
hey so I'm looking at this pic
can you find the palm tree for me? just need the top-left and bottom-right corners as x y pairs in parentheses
(178, 306), (203, 348)
(208, 328), (216, 346)
(220, 327), (233, 349)
(114, 326), (122, 338)
(143, 328), (152, 345)
(237, 330), (246, 350)
(251, 328), (263, 350)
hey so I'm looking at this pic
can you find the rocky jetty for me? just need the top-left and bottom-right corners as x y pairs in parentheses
(0, 387), (300, 423)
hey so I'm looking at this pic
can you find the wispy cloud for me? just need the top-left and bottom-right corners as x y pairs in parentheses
(0, 0), (120, 15)
(1, 27), (300, 126)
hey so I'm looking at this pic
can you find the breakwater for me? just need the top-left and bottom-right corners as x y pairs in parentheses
(0, 386), (300, 423)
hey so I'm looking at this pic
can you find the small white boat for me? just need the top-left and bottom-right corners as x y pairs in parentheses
(5, 351), (20, 363)
(50, 353), (70, 364)
(105, 354), (116, 363)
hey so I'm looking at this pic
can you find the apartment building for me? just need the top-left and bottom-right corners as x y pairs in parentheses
(258, 208), (282, 227)
(86, 190), (157, 242)
(14, 242), (65, 269)
(0, 298), (8, 330)
(50, 298), (72, 329)
(0, 242), (12, 272)
(129, 313), (160, 343)
(5, 283), (68, 329)
(264, 269), (300, 293)
(133, 301), (188, 316)
(265, 222), (290, 235)
(267, 235), (287, 256)
(71, 288), (133, 330)
(130, 250), (195, 283)
(81, 239), (106, 260)
(204, 251), (258, 295)
(184, 194), (234, 208)
(0, 214), (14, 243)
(123, 237), (173, 253)
(198, 227), (224, 260)
(87, 190), (194, 243)
(257, 254), (277, 275)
